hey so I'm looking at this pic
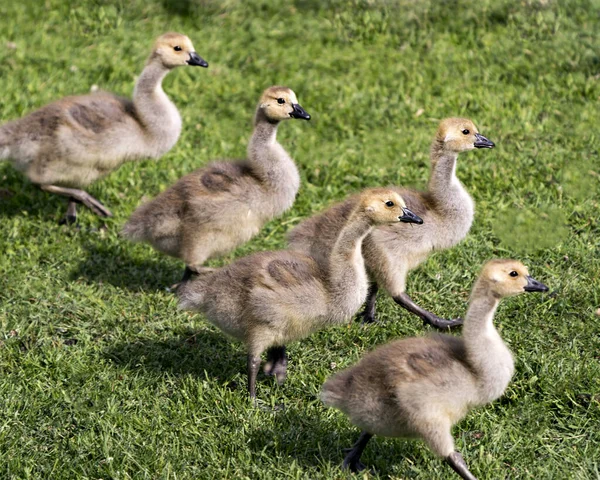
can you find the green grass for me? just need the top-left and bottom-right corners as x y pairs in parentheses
(1, 0), (599, 478)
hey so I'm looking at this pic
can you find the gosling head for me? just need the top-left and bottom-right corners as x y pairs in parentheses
(359, 188), (424, 226)
(258, 86), (311, 122)
(151, 32), (208, 69)
(435, 118), (495, 153)
(480, 259), (549, 298)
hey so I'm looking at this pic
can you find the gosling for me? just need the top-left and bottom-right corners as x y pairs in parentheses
(177, 188), (423, 399)
(122, 86), (310, 280)
(288, 118), (495, 329)
(321, 259), (548, 479)
(0, 33), (207, 223)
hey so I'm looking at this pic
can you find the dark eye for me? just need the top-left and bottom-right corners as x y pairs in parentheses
(174, 46), (182, 52)
(277, 98), (285, 104)
(509, 271), (518, 277)
(462, 129), (470, 135)
(385, 201), (394, 207)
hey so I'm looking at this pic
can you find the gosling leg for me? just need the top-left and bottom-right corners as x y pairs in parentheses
(358, 283), (379, 323)
(181, 267), (195, 283)
(342, 431), (373, 472)
(446, 452), (478, 480)
(420, 420), (476, 480)
(181, 265), (217, 282)
(58, 199), (78, 225)
(264, 346), (288, 385)
(247, 353), (261, 400)
(41, 184), (112, 219)
(393, 292), (463, 330)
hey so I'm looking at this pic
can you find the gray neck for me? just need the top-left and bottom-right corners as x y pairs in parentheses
(327, 212), (373, 297)
(463, 284), (500, 341)
(134, 60), (169, 99)
(428, 140), (461, 201)
(132, 60), (175, 131)
(249, 108), (279, 150)
(463, 282), (514, 399)
(246, 108), (291, 186)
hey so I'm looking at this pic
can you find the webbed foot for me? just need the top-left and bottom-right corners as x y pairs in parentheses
(446, 451), (478, 480)
(359, 310), (377, 324)
(423, 315), (463, 330)
(341, 432), (373, 473)
(342, 456), (367, 472)
(394, 292), (463, 330)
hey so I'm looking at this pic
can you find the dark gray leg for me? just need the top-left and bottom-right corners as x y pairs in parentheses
(359, 283), (379, 323)
(181, 267), (195, 283)
(41, 184), (112, 218)
(393, 292), (463, 330)
(264, 346), (288, 385)
(342, 431), (373, 472)
(247, 354), (261, 399)
(446, 452), (478, 480)
(58, 199), (78, 225)
(181, 265), (216, 283)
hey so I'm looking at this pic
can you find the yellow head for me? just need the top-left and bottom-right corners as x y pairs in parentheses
(479, 259), (548, 298)
(150, 32), (208, 69)
(258, 86), (311, 122)
(358, 188), (423, 226)
(435, 118), (495, 153)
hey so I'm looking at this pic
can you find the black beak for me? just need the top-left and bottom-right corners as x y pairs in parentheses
(474, 133), (495, 149)
(187, 52), (208, 67)
(289, 103), (311, 120)
(399, 207), (423, 225)
(523, 275), (549, 293)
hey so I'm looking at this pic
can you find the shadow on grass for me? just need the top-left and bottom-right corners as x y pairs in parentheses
(158, 0), (328, 17)
(246, 404), (345, 471)
(0, 167), (65, 220)
(70, 240), (183, 291)
(160, 0), (228, 16)
(245, 401), (419, 477)
(106, 327), (245, 385)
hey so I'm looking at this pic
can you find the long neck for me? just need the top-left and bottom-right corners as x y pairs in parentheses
(327, 211), (373, 304)
(246, 109), (300, 199)
(463, 285), (500, 341)
(428, 140), (461, 200)
(463, 282), (514, 402)
(246, 108), (280, 178)
(132, 59), (180, 138)
(134, 59), (170, 99)
(250, 108), (279, 145)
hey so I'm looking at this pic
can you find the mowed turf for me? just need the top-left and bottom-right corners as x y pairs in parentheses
(1, 0), (599, 478)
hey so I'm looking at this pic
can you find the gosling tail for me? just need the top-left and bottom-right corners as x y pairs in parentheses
(176, 274), (212, 311)
(320, 370), (353, 409)
(121, 215), (148, 242)
(121, 199), (181, 244)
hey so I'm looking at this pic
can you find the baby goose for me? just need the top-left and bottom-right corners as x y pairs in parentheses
(288, 118), (495, 329)
(0, 33), (207, 223)
(122, 86), (310, 280)
(321, 259), (548, 479)
(177, 188), (423, 399)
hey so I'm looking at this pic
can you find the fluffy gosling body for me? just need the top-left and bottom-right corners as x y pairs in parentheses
(177, 188), (423, 399)
(122, 86), (310, 279)
(288, 118), (495, 329)
(0, 32), (207, 223)
(321, 259), (548, 479)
